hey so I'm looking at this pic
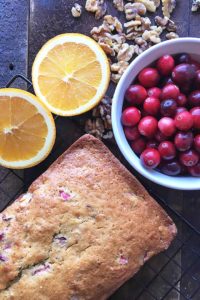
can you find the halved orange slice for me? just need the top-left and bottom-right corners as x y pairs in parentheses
(0, 88), (56, 169)
(32, 33), (110, 116)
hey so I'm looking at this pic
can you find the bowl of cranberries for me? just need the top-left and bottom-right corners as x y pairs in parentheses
(112, 38), (200, 190)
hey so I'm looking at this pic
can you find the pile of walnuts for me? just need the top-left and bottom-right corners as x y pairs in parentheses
(87, 0), (179, 84)
(71, 0), (181, 140)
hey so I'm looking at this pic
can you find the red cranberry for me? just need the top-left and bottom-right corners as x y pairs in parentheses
(195, 70), (200, 89)
(179, 149), (199, 167)
(188, 90), (200, 107)
(158, 141), (176, 160)
(176, 94), (187, 106)
(188, 163), (200, 177)
(176, 53), (191, 64)
(146, 140), (159, 149)
(143, 97), (160, 116)
(176, 107), (187, 115)
(138, 68), (160, 88)
(131, 137), (146, 155)
(174, 131), (193, 152)
(161, 84), (180, 100)
(172, 63), (196, 86)
(138, 116), (158, 137)
(160, 99), (177, 117)
(155, 130), (168, 142)
(158, 117), (176, 137)
(140, 148), (161, 169)
(175, 111), (193, 131)
(148, 87), (161, 98)
(160, 160), (181, 176)
(190, 107), (200, 129)
(122, 107), (141, 127)
(125, 85), (147, 105)
(124, 126), (140, 141)
(194, 134), (200, 152)
(190, 59), (200, 71)
(156, 55), (175, 76)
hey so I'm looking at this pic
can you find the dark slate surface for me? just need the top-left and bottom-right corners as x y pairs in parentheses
(0, 0), (29, 87)
(0, 0), (200, 299)
(0, 0), (29, 211)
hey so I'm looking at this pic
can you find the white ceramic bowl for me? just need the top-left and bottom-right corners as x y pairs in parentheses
(112, 38), (200, 190)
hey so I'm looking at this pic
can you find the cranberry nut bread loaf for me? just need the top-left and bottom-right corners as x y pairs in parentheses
(0, 134), (176, 300)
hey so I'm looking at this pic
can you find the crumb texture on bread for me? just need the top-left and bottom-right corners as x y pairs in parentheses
(0, 134), (176, 300)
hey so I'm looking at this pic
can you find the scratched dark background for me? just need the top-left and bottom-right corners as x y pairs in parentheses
(0, 1), (200, 299)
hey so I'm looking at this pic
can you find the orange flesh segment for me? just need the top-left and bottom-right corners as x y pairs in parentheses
(73, 61), (102, 88)
(38, 42), (102, 111)
(0, 95), (48, 162)
(0, 133), (6, 157)
(10, 97), (37, 126)
(0, 96), (11, 130)
(19, 114), (48, 138)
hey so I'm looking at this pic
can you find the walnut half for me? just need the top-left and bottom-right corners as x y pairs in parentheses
(113, 0), (124, 12)
(117, 43), (135, 62)
(71, 3), (82, 18)
(85, 0), (107, 19)
(124, 2), (147, 20)
(192, 0), (200, 11)
(155, 16), (177, 32)
(162, 0), (176, 18)
(166, 32), (179, 39)
(133, 0), (157, 12)
(111, 61), (129, 83)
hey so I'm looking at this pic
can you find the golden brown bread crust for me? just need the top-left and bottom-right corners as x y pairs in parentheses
(0, 134), (176, 300)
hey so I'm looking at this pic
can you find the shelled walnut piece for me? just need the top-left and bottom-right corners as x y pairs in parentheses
(162, 0), (176, 18)
(166, 32), (179, 39)
(192, 0), (200, 11)
(124, 2), (147, 20)
(132, 0), (157, 12)
(71, 3), (82, 17)
(142, 26), (163, 44)
(113, 0), (124, 11)
(111, 61), (129, 83)
(85, 0), (107, 19)
(85, 96), (113, 140)
(155, 16), (177, 32)
(117, 43), (135, 62)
